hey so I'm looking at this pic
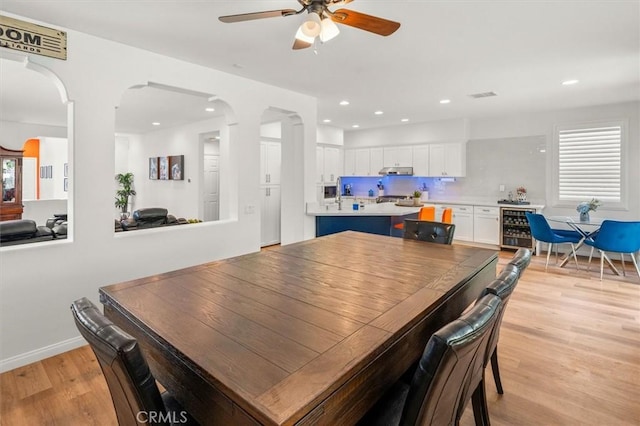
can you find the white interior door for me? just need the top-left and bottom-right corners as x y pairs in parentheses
(204, 154), (219, 221)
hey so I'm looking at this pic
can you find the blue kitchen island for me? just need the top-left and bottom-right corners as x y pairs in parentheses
(306, 202), (421, 237)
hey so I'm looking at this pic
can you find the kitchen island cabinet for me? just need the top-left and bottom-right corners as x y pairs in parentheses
(307, 203), (420, 237)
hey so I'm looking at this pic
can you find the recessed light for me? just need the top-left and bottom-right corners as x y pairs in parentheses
(323, 119), (331, 123)
(152, 122), (160, 126)
(339, 100), (350, 106)
(205, 107), (215, 112)
(439, 99), (451, 104)
(401, 118), (409, 122)
(562, 79), (579, 85)
(374, 111), (384, 115)
(352, 124), (360, 128)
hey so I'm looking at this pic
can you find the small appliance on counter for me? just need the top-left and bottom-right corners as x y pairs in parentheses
(344, 184), (352, 196)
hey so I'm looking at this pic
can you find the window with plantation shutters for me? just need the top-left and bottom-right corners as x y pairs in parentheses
(556, 122), (622, 204)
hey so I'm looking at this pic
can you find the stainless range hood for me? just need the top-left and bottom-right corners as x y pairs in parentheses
(378, 166), (413, 176)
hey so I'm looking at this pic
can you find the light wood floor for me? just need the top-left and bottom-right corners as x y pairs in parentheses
(1, 250), (639, 425)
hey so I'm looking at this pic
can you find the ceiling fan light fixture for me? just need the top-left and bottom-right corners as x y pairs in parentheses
(300, 13), (322, 38)
(319, 17), (340, 42)
(295, 25), (316, 44)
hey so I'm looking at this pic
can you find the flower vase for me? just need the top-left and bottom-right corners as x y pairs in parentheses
(579, 211), (590, 223)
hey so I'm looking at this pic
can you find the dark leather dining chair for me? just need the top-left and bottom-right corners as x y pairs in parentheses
(71, 298), (197, 426)
(525, 212), (581, 271)
(358, 293), (502, 426)
(585, 220), (640, 281)
(479, 267), (520, 395)
(502, 248), (532, 278)
(403, 219), (456, 245)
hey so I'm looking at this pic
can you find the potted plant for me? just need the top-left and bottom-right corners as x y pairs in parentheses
(115, 172), (136, 219)
(413, 190), (422, 206)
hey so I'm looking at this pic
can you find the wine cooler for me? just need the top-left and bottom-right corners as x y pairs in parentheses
(500, 207), (536, 251)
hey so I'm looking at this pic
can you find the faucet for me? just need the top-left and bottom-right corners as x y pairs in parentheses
(336, 177), (342, 210)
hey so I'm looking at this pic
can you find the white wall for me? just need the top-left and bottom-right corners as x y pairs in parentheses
(317, 124), (344, 146)
(39, 137), (68, 200)
(0, 12), (317, 371)
(344, 118), (469, 147)
(123, 117), (228, 219)
(0, 120), (67, 146)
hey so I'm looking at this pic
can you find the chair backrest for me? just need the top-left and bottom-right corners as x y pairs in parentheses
(70, 298), (169, 426)
(525, 212), (555, 243)
(400, 294), (502, 425)
(418, 206), (436, 221)
(505, 248), (532, 278)
(478, 269), (519, 367)
(403, 220), (456, 244)
(441, 208), (453, 224)
(591, 220), (640, 253)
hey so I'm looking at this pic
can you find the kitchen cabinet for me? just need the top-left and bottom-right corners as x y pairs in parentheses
(323, 146), (341, 183)
(451, 205), (474, 242)
(316, 146), (341, 183)
(261, 186), (281, 247)
(316, 146), (324, 183)
(428, 142), (466, 177)
(344, 149), (356, 176)
(369, 147), (384, 175)
(344, 147), (383, 176)
(383, 146), (413, 167)
(473, 206), (500, 245)
(354, 149), (371, 176)
(260, 141), (281, 185)
(412, 145), (429, 176)
(435, 203), (473, 242)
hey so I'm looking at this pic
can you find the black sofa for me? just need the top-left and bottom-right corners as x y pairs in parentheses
(119, 208), (184, 231)
(0, 219), (55, 246)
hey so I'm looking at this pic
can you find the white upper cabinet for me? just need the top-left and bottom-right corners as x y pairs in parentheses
(428, 142), (466, 177)
(316, 146), (325, 183)
(323, 146), (341, 183)
(317, 146), (342, 183)
(260, 141), (281, 184)
(354, 149), (370, 176)
(344, 149), (356, 176)
(344, 147), (384, 176)
(369, 148), (384, 175)
(383, 146), (413, 167)
(412, 145), (430, 176)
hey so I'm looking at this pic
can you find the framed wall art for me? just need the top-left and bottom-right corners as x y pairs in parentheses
(158, 156), (169, 180)
(169, 155), (184, 180)
(149, 157), (158, 180)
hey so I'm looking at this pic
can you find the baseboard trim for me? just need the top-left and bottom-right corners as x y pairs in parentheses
(0, 336), (86, 373)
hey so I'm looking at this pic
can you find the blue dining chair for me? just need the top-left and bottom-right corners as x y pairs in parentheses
(525, 212), (582, 271)
(584, 220), (640, 281)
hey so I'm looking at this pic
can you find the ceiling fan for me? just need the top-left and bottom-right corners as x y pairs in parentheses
(219, 0), (401, 50)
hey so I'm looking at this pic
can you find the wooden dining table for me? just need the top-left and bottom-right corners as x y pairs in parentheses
(99, 231), (497, 425)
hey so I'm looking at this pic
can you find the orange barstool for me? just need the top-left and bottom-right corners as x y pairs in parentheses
(441, 207), (453, 224)
(394, 206), (435, 230)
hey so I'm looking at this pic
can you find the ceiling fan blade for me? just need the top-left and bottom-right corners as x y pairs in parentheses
(292, 38), (313, 50)
(331, 8), (400, 36)
(219, 9), (297, 23)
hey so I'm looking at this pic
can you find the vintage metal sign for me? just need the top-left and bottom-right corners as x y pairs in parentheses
(0, 15), (67, 60)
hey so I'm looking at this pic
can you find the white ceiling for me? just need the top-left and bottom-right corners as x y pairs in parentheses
(1, 1), (639, 133)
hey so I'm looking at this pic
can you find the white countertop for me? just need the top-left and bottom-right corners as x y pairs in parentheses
(307, 202), (422, 216)
(307, 198), (545, 216)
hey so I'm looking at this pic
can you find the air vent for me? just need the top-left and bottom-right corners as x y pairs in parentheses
(468, 91), (498, 99)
